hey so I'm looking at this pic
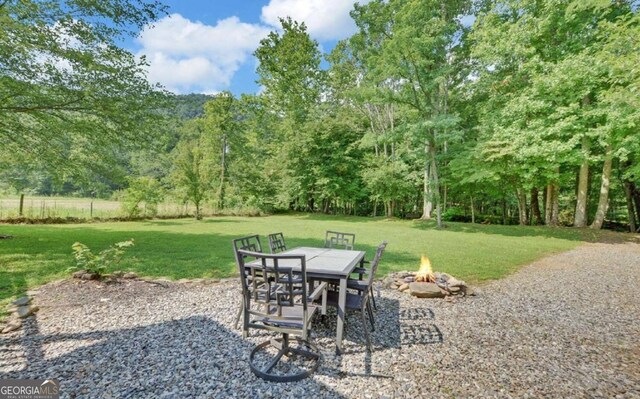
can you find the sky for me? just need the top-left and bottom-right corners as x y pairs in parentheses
(128, 0), (370, 95)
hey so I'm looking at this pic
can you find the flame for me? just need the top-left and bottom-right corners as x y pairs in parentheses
(415, 255), (435, 282)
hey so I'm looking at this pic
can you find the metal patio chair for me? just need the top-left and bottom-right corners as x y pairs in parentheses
(237, 250), (327, 382)
(317, 241), (387, 351)
(232, 235), (264, 329)
(268, 232), (287, 253)
(324, 230), (355, 250)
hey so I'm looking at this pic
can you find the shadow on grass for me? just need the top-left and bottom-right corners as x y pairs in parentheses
(294, 213), (384, 224)
(412, 220), (640, 244)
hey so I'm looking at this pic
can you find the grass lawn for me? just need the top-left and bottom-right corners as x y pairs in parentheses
(1, 214), (635, 307)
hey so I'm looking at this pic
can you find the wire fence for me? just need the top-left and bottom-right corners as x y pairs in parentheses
(0, 197), (216, 220)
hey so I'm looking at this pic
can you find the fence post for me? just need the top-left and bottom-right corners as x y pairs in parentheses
(19, 194), (24, 216)
(90, 201), (93, 218)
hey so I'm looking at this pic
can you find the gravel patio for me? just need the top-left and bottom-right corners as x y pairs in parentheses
(1, 242), (639, 398)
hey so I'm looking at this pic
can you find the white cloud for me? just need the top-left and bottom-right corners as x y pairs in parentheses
(261, 0), (370, 41)
(136, 14), (271, 93)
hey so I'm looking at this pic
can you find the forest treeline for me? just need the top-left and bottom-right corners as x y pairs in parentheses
(1, 0), (639, 230)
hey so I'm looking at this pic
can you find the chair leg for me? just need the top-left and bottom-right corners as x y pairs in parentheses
(370, 286), (377, 310)
(360, 310), (372, 351)
(366, 302), (375, 331)
(234, 302), (243, 329)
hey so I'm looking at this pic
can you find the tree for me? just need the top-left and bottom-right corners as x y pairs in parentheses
(202, 92), (239, 210)
(350, 0), (469, 227)
(121, 176), (164, 217)
(254, 17), (326, 210)
(254, 17), (324, 124)
(0, 0), (169, 175)
(170, 120), (213, 220)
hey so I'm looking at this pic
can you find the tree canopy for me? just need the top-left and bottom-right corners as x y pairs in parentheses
(0, 0), (169, 177)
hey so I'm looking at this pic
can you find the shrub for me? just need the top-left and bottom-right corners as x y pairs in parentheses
(442, 207), (468, 222)
(70, 239), (135, 277)
(121, 177), (164, 217)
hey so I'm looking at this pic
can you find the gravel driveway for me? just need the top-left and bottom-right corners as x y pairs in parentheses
(1, 242), (639, 398)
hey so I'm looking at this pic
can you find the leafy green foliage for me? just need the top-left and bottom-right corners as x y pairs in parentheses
(0, 0), (170, 179)
(121, 177), (164, 217)
(70, 239), (134, 276)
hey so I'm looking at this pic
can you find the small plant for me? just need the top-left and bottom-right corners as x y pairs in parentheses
(70, 239), (135, 277)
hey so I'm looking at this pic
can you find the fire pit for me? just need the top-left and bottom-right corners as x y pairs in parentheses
(382, 256), (472, 298)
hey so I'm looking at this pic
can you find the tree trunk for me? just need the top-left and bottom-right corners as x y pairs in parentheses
(530, 187), (542, 225)
(429, 142), (443, 228)
(421, 142), (433, 220)
(545, 184), (553, 225)
(631, 182), (640, 231)
(218, 134), (226, 210)
(590, 145), (613, 229)
(574, 137), (590, 227)
(551, 185), (559, 226)
(501, 199), (507, 225)
(516, 188), (528, 225)
(545, 183), (559, 226)
(443, 183), (447, 213)
(623, 181), (637, 233)
(195, 202), (202, 220)
(470, 195), (475, 224)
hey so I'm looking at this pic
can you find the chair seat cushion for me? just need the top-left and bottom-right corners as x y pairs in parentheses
(315, 290), (364, 310)
(259, 304), (318, 329)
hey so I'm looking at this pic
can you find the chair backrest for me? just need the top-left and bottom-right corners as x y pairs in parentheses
(365, 241), (387, 287)
(237, 250), (310, 333)
(324, 230), (355, 250)
(268, 232), (287, 253)
(232, 235), (263, 270)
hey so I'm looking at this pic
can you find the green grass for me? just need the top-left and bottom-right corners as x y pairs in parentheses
(1, 214), (636, 307)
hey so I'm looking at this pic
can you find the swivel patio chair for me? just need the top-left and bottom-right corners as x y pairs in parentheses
(324, 231), (355, 250)
(237, 249), (327, 382)
(316, 241), (387, 351)
(268, 232), (287, 253)
(232, 235), (264, 329)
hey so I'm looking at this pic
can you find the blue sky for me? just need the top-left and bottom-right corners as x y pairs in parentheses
(128, 0), (366, 95)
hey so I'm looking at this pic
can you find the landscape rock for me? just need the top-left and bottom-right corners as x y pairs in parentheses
(409, 282), (446, 298)
(398, 283), (410, 292)
(82, 272), (100, 280)
(447, 277), (466, 287)
(12, 296), (30, 306)
(16, 305), (39, 318)
(73, 270), (100, 280)
(1, 320), (22, 334)
(122, 272), (138, 279)
(72, 270), (87, 278)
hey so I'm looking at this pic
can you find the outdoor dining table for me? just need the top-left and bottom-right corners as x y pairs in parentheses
(247, 246), (366, 353)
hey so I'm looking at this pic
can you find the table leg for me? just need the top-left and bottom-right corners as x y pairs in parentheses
(336, 277), (347, 354)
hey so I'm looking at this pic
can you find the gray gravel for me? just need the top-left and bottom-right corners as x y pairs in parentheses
(1, 243), (639, 398)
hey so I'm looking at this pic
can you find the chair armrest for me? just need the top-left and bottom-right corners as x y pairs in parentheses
(308, 282), (328, 301)
(352, 267), (370, 274)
